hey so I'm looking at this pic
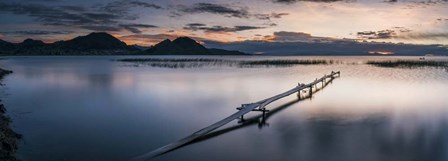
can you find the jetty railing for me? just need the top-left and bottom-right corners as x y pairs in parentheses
(133, 71), (340, 161)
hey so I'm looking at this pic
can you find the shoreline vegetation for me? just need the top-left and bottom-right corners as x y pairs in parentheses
(0, 68), (20, 161)
(119, 58), (448, 70)
(366, 60), (448, 69)
(118, 58), (335, 68)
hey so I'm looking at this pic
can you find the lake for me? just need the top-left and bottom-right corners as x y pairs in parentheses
(1, 56), (448, 161)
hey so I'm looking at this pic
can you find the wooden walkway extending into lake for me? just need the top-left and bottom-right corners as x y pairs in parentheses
(133, 71), (341, 161)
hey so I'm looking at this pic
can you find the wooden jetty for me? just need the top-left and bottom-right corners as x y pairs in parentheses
(133, 71), (341, 161)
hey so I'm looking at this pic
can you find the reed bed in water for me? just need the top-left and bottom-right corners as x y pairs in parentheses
(366, 60), (448, 69)
(239, 59), (332, 67)
(119, 58), (226, 63)
(118, 58), (334, 68)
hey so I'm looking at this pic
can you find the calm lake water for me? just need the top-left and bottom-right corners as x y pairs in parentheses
(1, 56), (448, 161)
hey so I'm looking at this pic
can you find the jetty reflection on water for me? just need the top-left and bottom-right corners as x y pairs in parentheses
(0, 56), (448, 161)
(188, 75), (337, 147)
(138, 71), (340, 160)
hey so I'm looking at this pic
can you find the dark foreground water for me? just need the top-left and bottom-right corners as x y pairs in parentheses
(1, 56), (448, 161)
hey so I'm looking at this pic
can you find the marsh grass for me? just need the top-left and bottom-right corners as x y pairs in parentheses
(366, 60), (448, 69)
(119, 58), (234, 68)
(118, 58), (333, 68)
(239, 60), (331, 67)
(119, 58), (226, 63)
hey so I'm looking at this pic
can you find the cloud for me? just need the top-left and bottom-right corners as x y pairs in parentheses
(119, 24), (158, 34)
(0, 3), (120, 25)
(265, 31), (313, 41)
(266, 23), (278, 26)
(357, 27), (448, 41)
(16, 0), (63, 1)
(77, 23), (158, 33)
(269, 0), (446, 4)
(0, 1), (161, 33)
(1, 30), (74, 35)
(261, 31), (335, 42)
(184, 23), (207, 29)
(100, 0), (162, 15)
(79, 25), (122, 32)
(357, 27), (411, 39)
(175, 3), (289, 20)
(178, 3), (250, 18)
(253, 12), (290, 20)
(271, 0), (348, 4)
(398, 32), (448, 40)
(391, 27), (412, 32)
(357, 30), (396, 39)
(183, 23), (266, 33)
(272, 0), (447, 4)
(58, 5), (88, 12)
(387, 0), (448, 10)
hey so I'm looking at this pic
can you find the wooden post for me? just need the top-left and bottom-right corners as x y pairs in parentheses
(309, 86), (313, 97)
(262, 109), (267, 123)
(297, 83), (303, 99)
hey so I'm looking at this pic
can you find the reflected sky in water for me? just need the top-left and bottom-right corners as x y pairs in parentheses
(1, 56), (448, 161)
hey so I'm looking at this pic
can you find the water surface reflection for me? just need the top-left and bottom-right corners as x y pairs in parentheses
(0, 56), (447, 161)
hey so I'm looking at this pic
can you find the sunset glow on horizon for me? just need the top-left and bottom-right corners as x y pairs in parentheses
(0, 0), (447, 46)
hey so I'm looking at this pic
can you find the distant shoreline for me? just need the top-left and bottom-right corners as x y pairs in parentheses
(2, 32), (446, 56)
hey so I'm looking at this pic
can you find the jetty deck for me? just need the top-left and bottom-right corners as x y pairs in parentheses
(133, 71), (341, 161)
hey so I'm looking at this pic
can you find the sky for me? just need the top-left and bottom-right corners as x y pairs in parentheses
(0, 0), (447, 46)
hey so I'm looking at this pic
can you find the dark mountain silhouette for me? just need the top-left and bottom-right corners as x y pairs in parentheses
(0, 32), (134, 55)
(171, 37), (210, 54)
(0, 32), (247, 55)
(146, 39), (180, 54)
(1, 32), (447, 55)
(147, 37), (211, 55)
(20, 39), (46, 47)
(57, 32), (128, 50)
(13, 39), (49, 55)
(146, 37), (246, 55)
(0, 39), (14, 51)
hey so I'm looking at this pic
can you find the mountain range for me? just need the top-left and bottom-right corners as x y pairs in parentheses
(0, 32), (247, 55)
(1, 32), (447, 56)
